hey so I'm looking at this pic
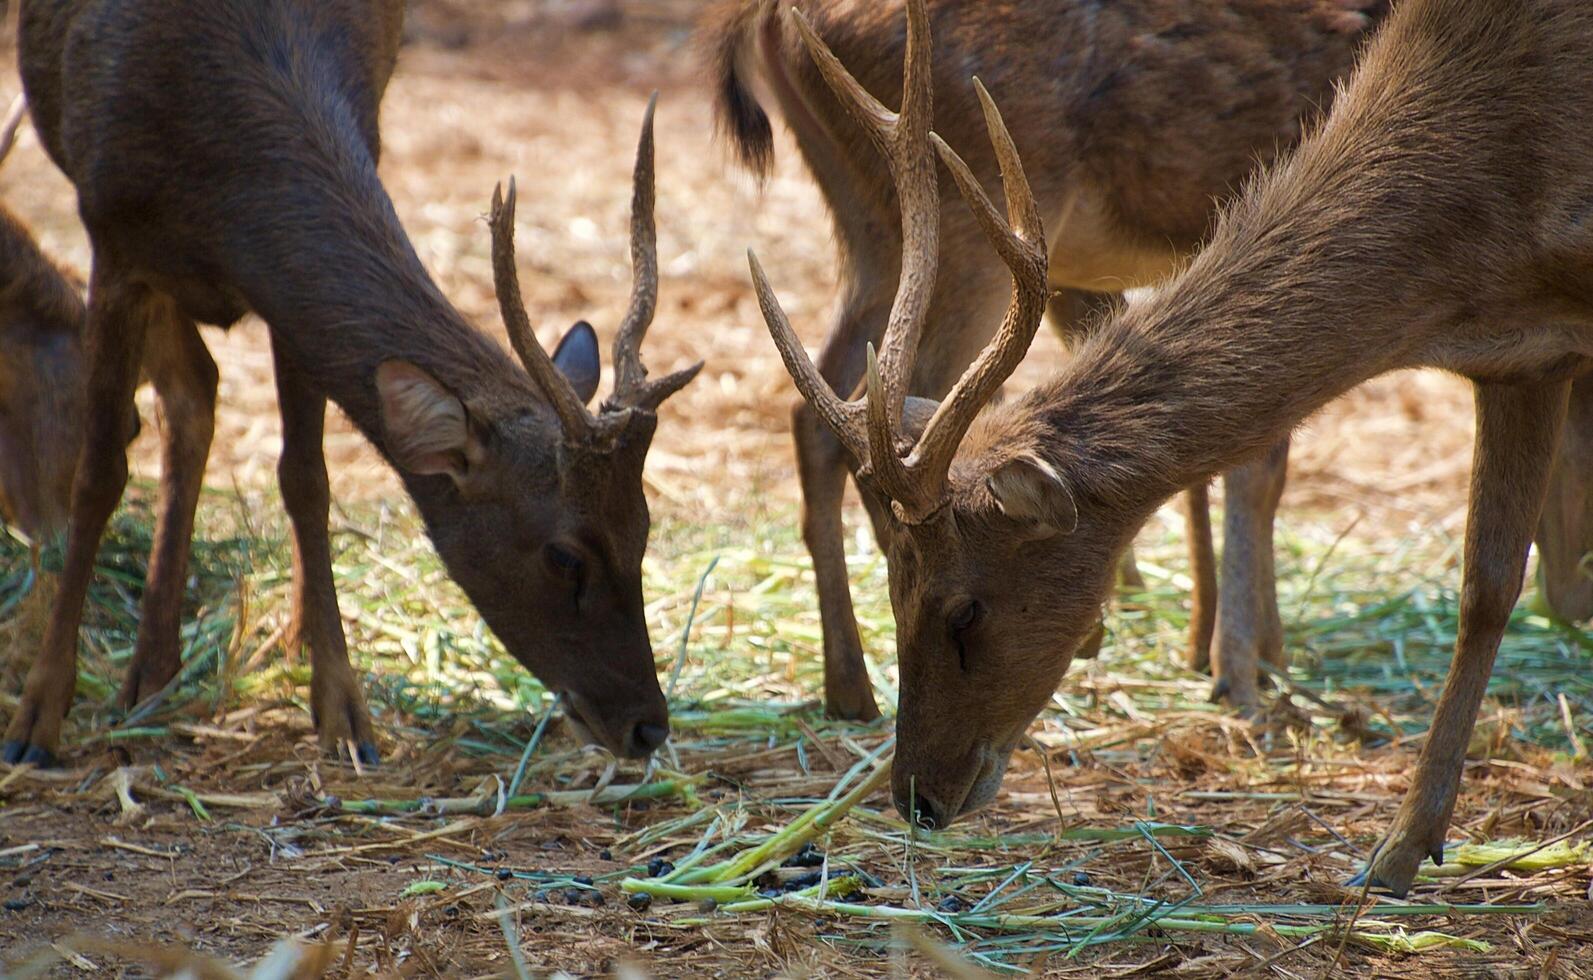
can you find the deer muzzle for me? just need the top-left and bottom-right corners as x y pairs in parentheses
(562, 687), (670, 760)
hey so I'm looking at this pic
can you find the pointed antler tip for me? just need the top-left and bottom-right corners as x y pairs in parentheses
(864, 343), (885, 401)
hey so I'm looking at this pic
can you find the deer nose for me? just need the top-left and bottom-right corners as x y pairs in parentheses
(897, 789), (948, 830)
(626, 721), (670, 758)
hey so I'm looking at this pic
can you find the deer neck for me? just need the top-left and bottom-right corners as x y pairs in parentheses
(215, 57), (534, 458)
(1008, 49), (1517, 542)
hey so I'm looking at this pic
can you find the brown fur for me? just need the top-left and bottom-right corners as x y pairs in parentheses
(2, 0), (695, 767)
(708, 0), (1390, 717)
(0, 203), (86, 542)
(852, 0), (1592, 897)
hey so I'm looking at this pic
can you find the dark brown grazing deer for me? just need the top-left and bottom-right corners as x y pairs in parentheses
(751, 0), (1593, 895)
(710, 0), (1399, 719)
(713, 0), (1593, 718)
(0, 96), (91, 543)
(2, 0), (699, 768)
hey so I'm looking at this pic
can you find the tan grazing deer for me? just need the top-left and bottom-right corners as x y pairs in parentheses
(711, 0), (1404, 718)
(750, 0), (1593, 895)
(2, 0), (699, 768)
(715, 0), (1593, 719)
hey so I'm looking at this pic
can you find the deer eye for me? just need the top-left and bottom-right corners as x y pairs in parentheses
(947, 599), (981, 672)
(544, 543), (585, 582)
(947, 599), (981, 634)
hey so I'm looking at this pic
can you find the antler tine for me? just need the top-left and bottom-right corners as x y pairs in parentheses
(748, 249), (871, 466)
(489, 178), (597, 439)
(929, 80), (1043, 270)
(790, 0), (933, 150)
(913, 80), (1049, 480)
(791, 9), (890, 156)
(863, 344), (923, 507)
(609, 93), (659, 407)
(0, 95), (26, 166)
(792, 0), (938, 510)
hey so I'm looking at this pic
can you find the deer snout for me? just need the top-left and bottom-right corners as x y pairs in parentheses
(892, 760), (974, 831)
(627, 721), (670, 758)
(896, 788), (951, 830)
(893, 743), (1009, 830)
(0, 452), (67, 544)
(564, 689), (670, 759)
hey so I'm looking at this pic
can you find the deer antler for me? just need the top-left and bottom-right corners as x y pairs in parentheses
(913, 81), (1049, 489)
(749, 0), (1048, 521)
(0, 95), (27, 166)
(489, 178), (600, 441)
(607, 94), (703, 414)
(490, 98), (699, 443)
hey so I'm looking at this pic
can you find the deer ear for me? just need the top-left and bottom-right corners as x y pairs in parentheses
(376, 361), (474, 482)
(900, 396), (940, 443)
(552, 321), (601, 405)
(986, 452), (1078, 537)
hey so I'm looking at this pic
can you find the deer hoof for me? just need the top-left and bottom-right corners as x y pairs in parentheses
(1, 740), (59, 768)
(824, 691), (882, 723)
(321, 732), (381, 768)
(116, 655), (181, 713)
(1349, 830), (1449, 898)
(1209, 677), (1263, 717)
(332, 739), (381, 768)
(312, 671), (380, 768)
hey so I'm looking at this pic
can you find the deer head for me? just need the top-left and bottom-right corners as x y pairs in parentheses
(376, 98), (701, 758)
(753, 0), (1113, 825)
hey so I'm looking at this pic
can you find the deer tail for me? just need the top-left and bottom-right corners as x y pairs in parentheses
(705, 0), (775, 176)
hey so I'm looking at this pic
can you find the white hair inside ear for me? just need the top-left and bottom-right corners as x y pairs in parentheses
(986, 451), (1079, 536)
(376, 360), (471, 480)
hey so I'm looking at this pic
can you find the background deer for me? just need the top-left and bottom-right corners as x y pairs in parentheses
(2, 0), (698, 768)
(755, 0), (1593, 895)
(710, 0), (1404, 718)
(0, 94), (89, 543)
(0, 93), (145, 546)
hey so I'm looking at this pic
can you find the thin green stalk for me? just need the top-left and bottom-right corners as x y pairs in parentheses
(679, 758), (892, 886)
(336, 778), (694, 815)
(506, 692), (562, 799)
(692, 893), (1504, 952)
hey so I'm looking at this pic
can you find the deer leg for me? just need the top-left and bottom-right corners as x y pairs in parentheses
(791, 276), (891, 722)
(794, 396), (880, 722)
(1117, 549), (1147, 591)
(271, 340), (378, 765)
(1210, 438), (1290, 710)
(1183, 484), (1218, 672)
(1535, 374), (1592, 622)
(117, 309), (216, 710)
(3, 269), (148, 766)
(1354, 380), (1568, 896)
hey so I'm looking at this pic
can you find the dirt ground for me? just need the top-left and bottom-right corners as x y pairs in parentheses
(3, 1), (1577, 977)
